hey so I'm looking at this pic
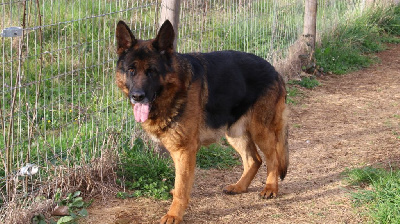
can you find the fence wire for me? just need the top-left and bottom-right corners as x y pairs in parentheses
(0, 0), (159, 210)
(0, 0), (394, 219)
(178, 0), (304, 61)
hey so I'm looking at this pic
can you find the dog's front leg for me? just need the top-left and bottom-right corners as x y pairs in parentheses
(160, 147), (197, 224)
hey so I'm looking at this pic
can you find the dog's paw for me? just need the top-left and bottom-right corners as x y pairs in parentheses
(259, 188), (277, 199)
(160, 214), (182, 224)
(223, 184), (247, 195)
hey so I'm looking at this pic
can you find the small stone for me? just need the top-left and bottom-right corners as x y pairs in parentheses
(51, 205), (69, 216)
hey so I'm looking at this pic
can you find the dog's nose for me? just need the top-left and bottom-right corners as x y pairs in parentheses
(131, 90), (145, 102)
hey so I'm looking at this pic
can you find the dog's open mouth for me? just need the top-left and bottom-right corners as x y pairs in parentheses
(133, 103), (150, 123)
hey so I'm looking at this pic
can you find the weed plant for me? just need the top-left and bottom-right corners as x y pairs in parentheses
(32, 190), (90, 224)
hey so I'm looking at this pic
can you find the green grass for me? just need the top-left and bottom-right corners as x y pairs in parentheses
(117, 138), (175, 200)
(315, 5), (400, 75)
(197, 141), (241, 169)
(117, 138), (240, 200)
(344, 167), (400, 223)
(373, 4), (400, 36)
(288, 77), (320, 89)
(286, 86), (301, 105)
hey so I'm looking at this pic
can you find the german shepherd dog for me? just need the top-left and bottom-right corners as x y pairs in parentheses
(115, 20), (289, 223)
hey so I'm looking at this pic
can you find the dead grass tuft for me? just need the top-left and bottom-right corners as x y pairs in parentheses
(2, 199), (54, 224)
(1, 134), (121, 224)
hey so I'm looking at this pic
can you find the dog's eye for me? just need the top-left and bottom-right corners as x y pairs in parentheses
(127, 69), (135, 76)
(146, 69), (155, 77)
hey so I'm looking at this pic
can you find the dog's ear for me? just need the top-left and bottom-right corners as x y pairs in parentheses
(153, 20), (175, 54)
(116, 21), (136, 55)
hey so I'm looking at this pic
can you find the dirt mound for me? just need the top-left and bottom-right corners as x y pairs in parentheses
(80, 44), (400, 224)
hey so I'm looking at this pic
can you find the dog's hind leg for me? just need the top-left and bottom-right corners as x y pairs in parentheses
(252, 129), (280, 198)
(223, 132), (262, 194)
(250, 95), (289, 199)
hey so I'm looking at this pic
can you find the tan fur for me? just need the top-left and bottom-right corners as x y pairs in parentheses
(115, 70), (128, 96)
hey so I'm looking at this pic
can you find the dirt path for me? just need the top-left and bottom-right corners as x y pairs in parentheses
(81, 44), (400, 224)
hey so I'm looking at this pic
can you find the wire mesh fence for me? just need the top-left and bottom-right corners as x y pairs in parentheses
(1, 0), (160, 214)
(0, 0), (396, 221)
(177, 0), (304, 61)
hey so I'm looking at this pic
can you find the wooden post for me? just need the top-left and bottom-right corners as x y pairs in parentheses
(365, 0), (375, 7)
(303, 0), (317, 52)
(159, 0), (181, 50)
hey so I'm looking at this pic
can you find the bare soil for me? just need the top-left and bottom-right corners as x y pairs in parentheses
(80, 44), (400, 224)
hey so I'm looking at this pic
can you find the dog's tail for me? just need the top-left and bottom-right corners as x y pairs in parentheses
(277, 99), (289, 181)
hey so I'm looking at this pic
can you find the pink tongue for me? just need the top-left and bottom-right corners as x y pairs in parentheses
(133, 103), (150, 123)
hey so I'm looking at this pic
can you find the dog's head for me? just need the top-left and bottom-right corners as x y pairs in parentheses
(115, 20), (175, 123)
